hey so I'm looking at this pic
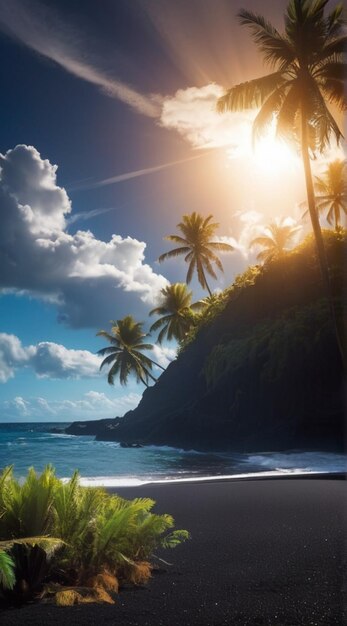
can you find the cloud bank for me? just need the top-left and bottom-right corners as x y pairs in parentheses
(160, 83), (255, 152)
(0, 144), (169, 327)
(3, 390), (141, 421)
(0, 333), (101, 382)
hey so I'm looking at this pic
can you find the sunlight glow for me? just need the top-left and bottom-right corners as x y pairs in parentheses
(226, 120), (299, 176)
(252, 134), (298, 175)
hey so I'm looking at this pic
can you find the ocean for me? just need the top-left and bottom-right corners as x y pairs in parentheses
(0, 422), (345, 487)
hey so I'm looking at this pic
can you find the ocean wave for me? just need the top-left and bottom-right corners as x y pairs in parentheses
(245, 451), (346, 473)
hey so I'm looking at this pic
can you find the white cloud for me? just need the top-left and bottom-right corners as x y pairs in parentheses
(9, 396), (31, 416)
(30, 343), (101, 379)
(0, 0), (160, 118)
(151, 344), (177, 369)
(2, 391), (142, 421)
(0, 145), (169, 327)
(0, 333), (101, 382)
(0, 333), (34, 382)
(160, 83), (255, 151)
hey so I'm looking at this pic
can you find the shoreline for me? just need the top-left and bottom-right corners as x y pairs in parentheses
(1, 475), (345, 625)
(78, 469), (346, 488)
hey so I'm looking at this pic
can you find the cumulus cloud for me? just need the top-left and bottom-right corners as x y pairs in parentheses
(160, 83), (255, 151)
(2, 390), (141, 421)
(0, 333), (101, 382)
(0, 145), (168, 327)
(0, 0), (159, 118)
(151, 344), (177, 369)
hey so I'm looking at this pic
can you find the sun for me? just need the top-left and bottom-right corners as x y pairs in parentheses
(225, 120), (300, 176)
(252, 133), (298, 174)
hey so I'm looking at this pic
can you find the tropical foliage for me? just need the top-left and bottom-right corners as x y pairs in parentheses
(97, 315), (164, 387)
(314, 159), (347, 229)
(158, 212), (234, 296)
(250, 220), (301, 263)
(0, 466), (189, 605)
(217, 0), (346, 359)
(149, 283), (201, 343)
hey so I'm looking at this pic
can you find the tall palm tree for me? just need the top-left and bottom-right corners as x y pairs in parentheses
(217, 0), (346, 360)
(314, 159), (347, 228)
(250, 221), (301, 263)
(158, 212), (234, 296)
(149, 283), (202, 343)
(97, 315), (164, 387)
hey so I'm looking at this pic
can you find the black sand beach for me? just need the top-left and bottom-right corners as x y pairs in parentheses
(1, 476), (345, 625)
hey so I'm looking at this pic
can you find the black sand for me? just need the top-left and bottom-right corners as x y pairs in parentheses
(1, 477), (345, 625)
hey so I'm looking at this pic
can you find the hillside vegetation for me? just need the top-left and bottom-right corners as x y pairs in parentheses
(67, 231), (346, 452)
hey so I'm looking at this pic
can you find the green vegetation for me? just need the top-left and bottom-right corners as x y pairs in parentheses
(97, 315), (164, 387)
(205, 299), (334, 389)
(149, 283), (202, 343)
(158, 212), (234, 296)
(314, 159), (347, 229)
(217, 0), (346, 361)
(184, 229), (345, 350)
(0, 466), (189, 605)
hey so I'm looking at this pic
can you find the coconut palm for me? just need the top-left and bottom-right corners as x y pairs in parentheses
(158, 212), (234, 296)
(97, 315), (164, 387)
(217, 0), (346, 359)
(149, 283), (202, 343)
(250, 221), (301, 263)
(314, 159), (347, 228)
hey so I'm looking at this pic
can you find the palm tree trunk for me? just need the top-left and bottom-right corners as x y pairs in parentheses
(149, 360), (166, 371)
(139, 374), (149, 387)
(145, 369), (158, 384)
(301, 113), (345, 366)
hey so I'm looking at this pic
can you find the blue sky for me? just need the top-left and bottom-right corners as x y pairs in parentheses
(0, 0), (344, 422)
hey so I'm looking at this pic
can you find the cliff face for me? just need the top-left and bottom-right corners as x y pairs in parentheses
(66, 234), (346, 452)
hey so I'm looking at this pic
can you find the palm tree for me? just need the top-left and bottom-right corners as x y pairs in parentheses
(314, 159), (347, 228)
(250, 221), (301, 263)
(158, 212), (234, 296)
(97, 315), (164, 387)
(149, 283), (202, 343)
(217, 0), (346, 360)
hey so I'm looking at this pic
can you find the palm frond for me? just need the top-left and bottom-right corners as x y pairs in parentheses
(217, 72), (286, 112)
(276, 82), (301, 140)
(96, 331), (119, 345)
(149, 316), (171, 333)
(252, 85), (288, 140)
(158, 247), (189, 263)
(186, 257), (196, 284)
(100, 353), (117, 370)
(201, 256), (218, 280)
(238, 9), (295, 68)
(0, 550), (15, 590)
(97, 346), (120, 357)
(207, 241), (234, 252)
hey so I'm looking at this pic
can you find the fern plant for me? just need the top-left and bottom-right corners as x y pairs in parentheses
(0, 466), (190, 602)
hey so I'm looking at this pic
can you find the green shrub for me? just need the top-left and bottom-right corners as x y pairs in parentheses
(0, 466), (189, 603)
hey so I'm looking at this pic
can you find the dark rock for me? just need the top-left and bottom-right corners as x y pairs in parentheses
(65, 418), (116, 436)
(119, 442), (143, 448)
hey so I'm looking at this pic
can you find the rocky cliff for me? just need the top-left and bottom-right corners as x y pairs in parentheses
(66, 232), (346, 452)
